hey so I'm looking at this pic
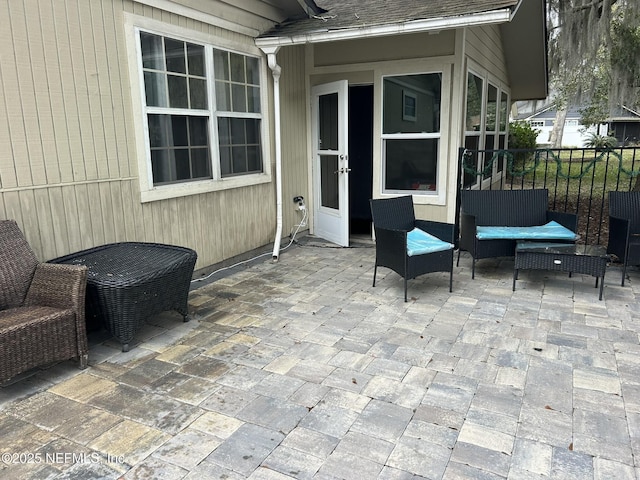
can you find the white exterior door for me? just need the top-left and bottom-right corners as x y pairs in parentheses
(311, 80), (349, 246)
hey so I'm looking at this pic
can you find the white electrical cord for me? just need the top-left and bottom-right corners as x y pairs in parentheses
(191, 206), (308, 284)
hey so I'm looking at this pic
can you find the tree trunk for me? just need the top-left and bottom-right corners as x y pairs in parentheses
(549, 106), (568, 148)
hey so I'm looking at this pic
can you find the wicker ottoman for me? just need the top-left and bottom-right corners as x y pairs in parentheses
(53, 242), (197, 351)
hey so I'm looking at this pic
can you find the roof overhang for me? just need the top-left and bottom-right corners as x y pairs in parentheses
(256, 0), (548, 102)
(255, 9), (512, 47)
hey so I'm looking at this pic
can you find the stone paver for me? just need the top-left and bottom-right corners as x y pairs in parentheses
(0, 239), (639, 479)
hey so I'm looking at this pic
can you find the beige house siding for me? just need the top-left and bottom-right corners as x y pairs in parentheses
(277, 45), (310, 235)
(465, 25), (509, 84)
(0, 0), (283, 269)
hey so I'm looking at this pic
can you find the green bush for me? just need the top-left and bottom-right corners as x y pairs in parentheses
(509, 121), (539, 149)
(584, 132), (618, 149)
(509, 121), (539, 172)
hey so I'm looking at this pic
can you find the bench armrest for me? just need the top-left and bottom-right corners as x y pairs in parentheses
(547, 210), (577, 233)
(459, 212), (477, 252)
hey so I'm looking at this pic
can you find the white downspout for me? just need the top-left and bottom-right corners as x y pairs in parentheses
(261, 46), (283, 261)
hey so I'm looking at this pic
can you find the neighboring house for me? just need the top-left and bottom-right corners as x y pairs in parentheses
(0, 0), (547, 271)
(515, 105), (601, 147)
(607, 106), (640, 146)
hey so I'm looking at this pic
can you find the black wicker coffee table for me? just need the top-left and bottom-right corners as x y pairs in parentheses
(513, 242), (609, 300)
(53, 242), (197, 351)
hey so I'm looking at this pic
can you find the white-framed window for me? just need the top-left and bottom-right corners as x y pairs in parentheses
(382, 73), (442, 194)
(462, 67), (510, 188)
(125, 16), (270, 202)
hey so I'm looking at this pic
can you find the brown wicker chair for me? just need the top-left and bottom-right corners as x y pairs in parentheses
(0, 220), (88, 383)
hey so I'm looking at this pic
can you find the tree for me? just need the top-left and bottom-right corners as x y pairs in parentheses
(548, 0), (640, 110)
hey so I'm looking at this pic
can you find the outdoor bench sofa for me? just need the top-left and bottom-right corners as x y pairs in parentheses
(458, 189), (578, 278)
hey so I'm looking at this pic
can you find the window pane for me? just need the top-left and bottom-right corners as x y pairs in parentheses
(140, 32), (164, 70)
(232, 146), (247, 173)
(148, 114), (169, 147)
(175, 149), (191, 180)
(466, 73), (483, 131)
(189, 117), (208, 145)
(486, 84), (498, 131)
(144, 72), (167, 107)
(217, 117), (231, 144)
(246, 56), (260, 85)
(247, 86), (260, 113)
(187, 43), (205, 76)
(247, 146), (261, 172)
(230, 118), (246, 144)
(230, 53), (244, 82)
(463, 136), (480, 188)
(246, 118), (260, 144)
(499, 91), (509, 131)
(171, 116), (188, 146)
(384, 139), (438, 191)
(218, 118), (262, 177)
(151, 150), (171, 183)
(189, 78), (207, 109)
(383, 74), (441, 134)
(213, 49), (229, 80)
(220, 146), (232, 175)
(165, 38), (186, 74)
(216, 81), (230, 110)
(192, 148), (211, 178)
(149, 114), (211, 186)
(232, 84), (247, 112)
(168, 75), (188, 108)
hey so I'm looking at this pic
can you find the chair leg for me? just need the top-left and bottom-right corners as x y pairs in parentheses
(471, 257), (476, 279)
(372, 264), (377, 287)
(456, 249), (461, 267)
(621, 262), (627, 287)
(449, 268), (453, 293)
(404, 277), (408, 302)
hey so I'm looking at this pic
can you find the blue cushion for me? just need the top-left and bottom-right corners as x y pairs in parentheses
(407, 228), (454, 257)
(476, 221), (578, 241)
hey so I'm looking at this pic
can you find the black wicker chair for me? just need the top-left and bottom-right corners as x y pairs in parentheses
(370, 196), (454, 302)
(0, 220), (88, 383)
(608, 191), (640, 286)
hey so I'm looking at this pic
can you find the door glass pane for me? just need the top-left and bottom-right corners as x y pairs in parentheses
(463, 136), (480, 187)
(320, 154), (339, 209)
(318, 93), (338, 150)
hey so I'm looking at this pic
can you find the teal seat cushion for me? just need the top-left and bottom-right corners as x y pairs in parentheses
(476, 221), (578, 241)
(407, 228), (454, 257)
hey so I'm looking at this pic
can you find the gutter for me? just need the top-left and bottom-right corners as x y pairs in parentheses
(255, 9), (512, 48)
(260, 46), (284, 261)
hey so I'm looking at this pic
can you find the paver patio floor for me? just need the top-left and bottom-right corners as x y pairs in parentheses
(1, 237), (639, 479)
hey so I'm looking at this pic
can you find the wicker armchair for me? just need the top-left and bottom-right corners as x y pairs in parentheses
(370, 196), (454, 301)
(608, 191), (640, 286)
(0, 220), (88, 383)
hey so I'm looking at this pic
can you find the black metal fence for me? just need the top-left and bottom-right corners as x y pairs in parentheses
(458, 147), (640, 246)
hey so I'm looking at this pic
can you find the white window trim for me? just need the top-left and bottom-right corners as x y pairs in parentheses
(124, 14), (272, 203)
(377, 62), (451, 206)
